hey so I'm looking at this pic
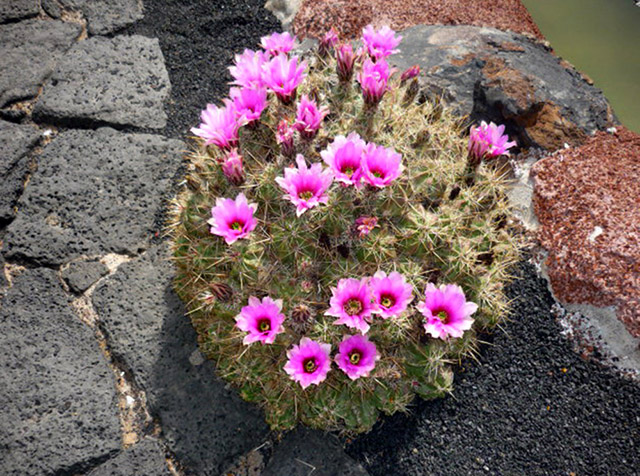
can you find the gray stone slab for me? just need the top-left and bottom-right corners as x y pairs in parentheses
(0, 19), (81, 107)
(34, 35), (170, 129)
(0, 0), (39, 23)
(0, 253), (6, 288)
(3, 128), (183, 265)
(0, 120), (40, 223)
(0, 268), (121, 475)
(63, 259), (110, 294)
(392, 25), (615, 150)
(42, 0), (144, 35)
(92, 245), (270, 475)
(87, 437), (171, 476)
(263, 428), (369, 476)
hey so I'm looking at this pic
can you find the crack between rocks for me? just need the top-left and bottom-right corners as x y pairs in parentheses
(31, 112), (168, 136)
(59, 249), (187, 476)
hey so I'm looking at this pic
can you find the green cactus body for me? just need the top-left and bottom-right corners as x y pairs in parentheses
(170, 44), (520, 434)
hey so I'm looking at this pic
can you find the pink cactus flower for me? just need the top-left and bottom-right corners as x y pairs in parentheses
(369, 271), (414, 318)
(221, 149), (244, 186)
(284, 337), (332, 389)
(276, 119), (295, 157)
(335, 334), (379, 380)
(320, 132), (366, 187)
(229, 87), (267, 125)
(262, 54), (307, 104)
(400, 65), (420, 82)
(319, 27), (339, 56)
(417, 283), (478, 339)
(362, 142), (403, 188)
(208, 193), (257, 244)
(235, 296), (285, 345)
(275, 154), (333, 216)
(357, 58), (392, 106)
(362, 25), (402, 60)
(260, 31), (296, 56)
(326, 277), (377, 333)
(229, 49), (269, 89)
(336, 43), (357, 83)
(293, 94), (329, 140)
(468, 121), (517, 161)
(191, 102), (239, 150)
(354, 216), (378, 237)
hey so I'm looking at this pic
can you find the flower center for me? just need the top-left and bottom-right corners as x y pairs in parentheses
(349, 351), (362, 365)
(298, 190), (314, 200)
(344, 298), (363, 316)
(257, 318), (271, 333)
(230, 221), (243, 231)
(303, 358), (318, 373)
(372, 170), (383, 178)
(342, 166), (354, 177)
(436, 310), (449, 323)
(380, 294), (395, 309)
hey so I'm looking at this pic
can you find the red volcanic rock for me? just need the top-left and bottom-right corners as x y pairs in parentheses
(532, 128), (640, 337)
(293, 0), (543, 41)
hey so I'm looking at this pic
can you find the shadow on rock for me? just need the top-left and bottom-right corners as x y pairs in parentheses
(92, 245), (269, 475)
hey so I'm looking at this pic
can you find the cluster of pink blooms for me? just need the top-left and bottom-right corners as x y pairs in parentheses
(321, 132), (403, 188)
(332, 25), (402, 106)
(326, 272), (478, 339)
(208, 132), (401, 239)
(231, 273), (477, 388)
(191, 32), (308, 183)
(468, 121), (517, 162)
(234, 297), (379, 387)
(199, 26), (486, 390)
(326, 271), (414, 333)
(270, 132), (403, 218)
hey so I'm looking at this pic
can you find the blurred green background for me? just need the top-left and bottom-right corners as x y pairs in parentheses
(522, 0), (640, 132)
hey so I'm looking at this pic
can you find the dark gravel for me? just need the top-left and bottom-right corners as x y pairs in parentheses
(129, 1), (640, 474)
(347, 261), (640, 475)
(124, 0), (281, 139)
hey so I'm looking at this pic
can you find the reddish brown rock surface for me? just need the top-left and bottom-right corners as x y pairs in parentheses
(293, 0), (543, 41)
(532, 128), (640, 337)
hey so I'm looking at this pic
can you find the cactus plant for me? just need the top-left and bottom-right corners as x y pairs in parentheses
(170, 27), (520, 434)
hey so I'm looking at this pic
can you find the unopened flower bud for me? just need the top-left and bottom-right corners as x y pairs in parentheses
(276, 119), (295, 157)
(222, 149), (245, 186)
(209, 281), (233, 301)
(400, 65), (420, 83)
(336, 43), (356, 83)
(318, 27), (339, 57)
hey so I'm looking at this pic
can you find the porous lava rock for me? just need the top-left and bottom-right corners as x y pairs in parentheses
(293, 0), (543, 41)
(0, 0), (39, 23)
(390, 25), (615, 151)
(34, 35), (170, 130)
(42, 0), (144, 35)
(3, 128), (183, 266)
(87, 438), (172, 476)
(0, 268), (121, 475)
(92, 245), (269, 475)
(62, 259), (110, 294)
(0, 120), (40, 224)
(532, 127), (640, 337)
(263, 428), (369, 476)
(0, 19), (81, 108)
